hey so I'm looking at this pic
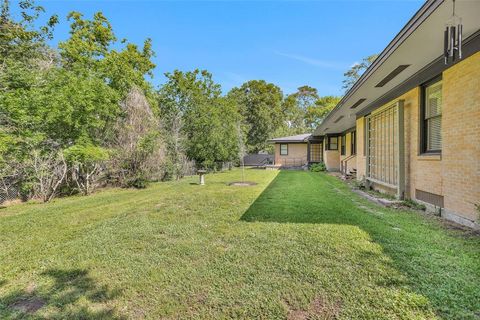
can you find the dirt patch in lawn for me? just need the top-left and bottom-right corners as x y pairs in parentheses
(10, 297), (46, 314)
(285, 296), (342, 320)
(228, 181), (257, 186)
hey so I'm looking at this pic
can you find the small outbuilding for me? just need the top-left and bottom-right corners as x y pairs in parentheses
(268, 134), (323, 168)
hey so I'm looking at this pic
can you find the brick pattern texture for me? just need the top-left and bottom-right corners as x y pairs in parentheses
(274, 143), (308, 167)
(355, 52), (480, 224)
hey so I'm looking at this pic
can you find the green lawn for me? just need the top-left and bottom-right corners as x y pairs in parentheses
(0, 170), (479, 319)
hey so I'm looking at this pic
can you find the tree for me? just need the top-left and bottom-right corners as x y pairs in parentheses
(0, 0), (58, 64)
(282, 85), (320, 133)
(28, 144), (68, 203)
(111, 87), (165, 187)
(1, 2), (160, 200)
(342, 54), (378, 92)
(183, 96), (239, 169)
(158, 70), (220, 179)
(305, 96), (341, 129)
(228, 80), (284, 153)
(158, 70), (239, 175)
(59, 11), (156, 98)
(59, 11), (116, 70)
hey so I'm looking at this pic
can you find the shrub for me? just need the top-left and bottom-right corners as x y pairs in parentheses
(351, 179), (366, 190)
(64, 139), (110, 195)
(310, 162), (326, 172)
(402, 199), (426, 211)
(125, 175), (148, 189)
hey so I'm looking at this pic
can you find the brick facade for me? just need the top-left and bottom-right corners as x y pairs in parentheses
(274, 143), (308, 167)
(354, 52), (480, 228)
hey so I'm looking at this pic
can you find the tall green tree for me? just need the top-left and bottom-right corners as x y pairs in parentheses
(228, 80), (284, 153)
(282, 85), (320, 133)
(0, 0), (58, 160)
(342, 54), (378, 92)
(158, 70), (239, 175)
(1, 2), (160, 200)
(59, 11), (156, 98)
(305, 96), (341, 129)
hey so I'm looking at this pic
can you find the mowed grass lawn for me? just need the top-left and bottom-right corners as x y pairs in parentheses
(1, 170), (479, 319)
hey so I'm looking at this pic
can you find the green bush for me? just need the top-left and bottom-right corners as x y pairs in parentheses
(19, 182), (35, 202)
(402, 199), (426, 211)
(310, 162), (326, 172)
(125, 176), (149, 189)
(351, 179), (366, 190)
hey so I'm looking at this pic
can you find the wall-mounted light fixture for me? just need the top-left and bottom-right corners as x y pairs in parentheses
(444, 0), (463, 65)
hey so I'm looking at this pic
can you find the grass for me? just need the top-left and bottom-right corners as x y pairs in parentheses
(0, 169), (479, 319)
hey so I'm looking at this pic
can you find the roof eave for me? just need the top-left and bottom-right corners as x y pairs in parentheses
(315, 0), (444, 135)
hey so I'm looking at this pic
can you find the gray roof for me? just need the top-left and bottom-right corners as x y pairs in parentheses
(268, 133), (311, 143)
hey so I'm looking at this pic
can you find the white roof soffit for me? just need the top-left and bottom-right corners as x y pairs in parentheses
(315, 0), (480, 136)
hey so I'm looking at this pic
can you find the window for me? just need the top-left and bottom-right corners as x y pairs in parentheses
(340, 135), (346, 155)
(327, 136), (338, 150)
(351, 131), (356, 155)
(280, 144), (288, 155)
(421, 78), (442, 153)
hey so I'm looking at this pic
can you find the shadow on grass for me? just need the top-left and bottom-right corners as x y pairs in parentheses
(240, 170), (480, 318)
(0, 268), (124, 319)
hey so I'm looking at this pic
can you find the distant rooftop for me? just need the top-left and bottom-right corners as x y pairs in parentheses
(268, 133), (311, 143)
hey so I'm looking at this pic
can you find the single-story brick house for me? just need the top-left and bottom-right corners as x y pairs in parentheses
(311, 0), (480, 228)
(268, 134), (323, 168)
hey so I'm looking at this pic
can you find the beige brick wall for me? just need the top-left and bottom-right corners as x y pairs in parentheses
(402, 87), (444, 201)
(324, 150), (340, 171)
(355, 52), (480, 226)
(356, 118), (366, 180)
(274, 143), (308, 167)
(441, 52), (480, 221)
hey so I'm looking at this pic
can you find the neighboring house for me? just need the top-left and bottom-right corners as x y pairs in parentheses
(268, 134), (323, 167)
(312, 0), (480, 228)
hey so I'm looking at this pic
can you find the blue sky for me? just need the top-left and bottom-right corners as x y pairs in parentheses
(33, 0), (423, 96)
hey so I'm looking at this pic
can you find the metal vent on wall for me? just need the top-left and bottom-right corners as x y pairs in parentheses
(416, 189), (444, 207)
(350, 98), (366, 109)
(375, 65), (410, 87)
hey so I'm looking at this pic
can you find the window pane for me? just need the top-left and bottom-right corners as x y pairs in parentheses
(425, 82), (442, 119)
(329, 137), (337, 150)
(280, 144), (288, 155)
(427, 116), (442, 151)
